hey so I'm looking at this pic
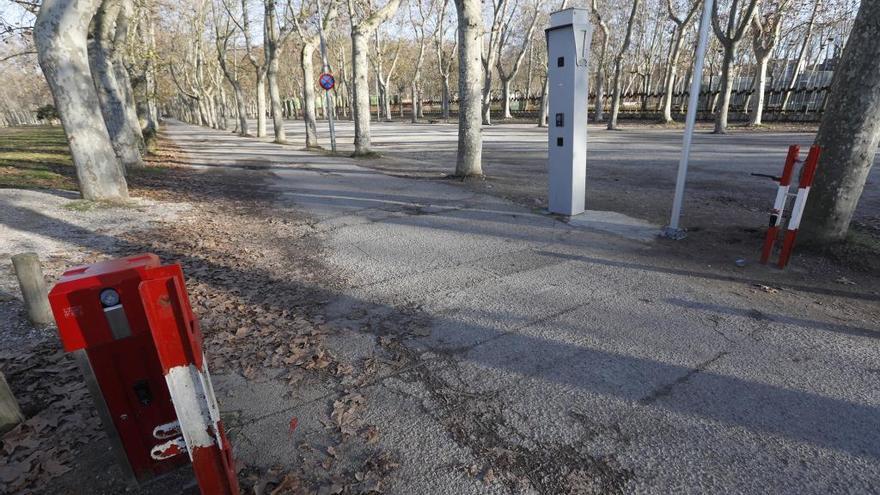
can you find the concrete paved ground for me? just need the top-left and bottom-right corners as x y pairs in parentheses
(168, 121), (880, 493)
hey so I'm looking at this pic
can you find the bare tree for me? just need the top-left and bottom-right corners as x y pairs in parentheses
(130, 0), (160, 145)
(801, 0), (880, 244)
(710, 0), (759, 133)
(213, 0), (249, 135)
(607, 0), (641, 130)
(591, 0), (609, 122)
(495, 0), (544, 119)
(780, 0), (820, 111)
(453, 0), (482, 175)
(434, 0), (456, 121)
(34, 0), (129, 200)
(227, 0), (269, 137)
(292, 0), (338, 148)
(748, 0), (789, 126)
(372, 32), (401, 121)
(481, 0), (511, 125)
(346, 0), (403, 155)
(89, 0), (145, 169)
(410, 0), (435, 123)
(264, 0), (298, 143)
(661, 0), (700, 123)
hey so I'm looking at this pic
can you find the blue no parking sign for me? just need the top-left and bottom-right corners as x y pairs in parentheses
(318, 73), (335, 91)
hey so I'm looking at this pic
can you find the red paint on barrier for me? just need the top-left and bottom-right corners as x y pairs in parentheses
(189, 421), (239, 495)
(777, 145), (822, 268)
(760, 145), (799, 265)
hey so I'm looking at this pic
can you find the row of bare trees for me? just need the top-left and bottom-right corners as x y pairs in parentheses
(0, 0), (876, 244)
(29, 0), (163, 200)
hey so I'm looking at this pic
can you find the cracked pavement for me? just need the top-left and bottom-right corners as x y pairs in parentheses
(166, 120), (880, 494)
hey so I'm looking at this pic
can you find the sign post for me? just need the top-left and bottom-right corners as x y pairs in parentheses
(315, 0), (337, 152)
(662, 0), (715, 239)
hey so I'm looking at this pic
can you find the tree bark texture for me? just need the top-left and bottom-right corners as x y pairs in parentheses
(454, 0), (482, 175)
(35, 0), (129, 201)
(348, 0), (402, 155)
(713, 46), (735, 133)
(89, 0), (145, 169)
(711, 0), (759, 133)
(351, 31), (372, 154)
(256, 71), (267, 137)
(801, 0), (880, 244)
(267, 57), (286, 143)
(608, 0), (641, 130)
(300, 43), (320, 148)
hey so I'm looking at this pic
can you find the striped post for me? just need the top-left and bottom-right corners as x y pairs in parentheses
(139, 265), (239, 494)
(778, 145), (821, 268)
(760, 145), (800, 264)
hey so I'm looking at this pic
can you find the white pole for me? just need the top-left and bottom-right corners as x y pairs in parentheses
(664, 0), (715, 239)
(316, 0), (337, 152)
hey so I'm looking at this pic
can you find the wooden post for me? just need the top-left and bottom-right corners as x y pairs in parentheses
(11, 252), (54, 325)
(0, 372), (24, 435)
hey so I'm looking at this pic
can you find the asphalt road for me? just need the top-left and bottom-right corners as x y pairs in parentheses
(168, 120), (880, 494)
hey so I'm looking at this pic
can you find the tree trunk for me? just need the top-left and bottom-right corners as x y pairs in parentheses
(454, 0), (482, 175)
(714, 44), (735, 133)
(231, 81), (248, 135)
(608, 0), (641, 130)
(594, 71), (606, 122)
(300, 43), (319, 148)
(382, 83), (392, 121)
(661, 29), (685, 123)
(801, 0), (880, 245)
(442, 76), (451, 121)
(524, 43), (534, 112)
(538, 75), (548, 127)
(501, 78), (512, 119)
(411, 82), (418, 123)
(35, 0), (129, 201)
(351, 31), (372, 155)
(256, 71), (267, 137)
(268, 56), (286, 143)
(749, 54), (769, 126)
(781, 0), (820, 111)
(89, 0), (144, 169)
(594, 32), (608, 122)
(113, 0), (144, 151)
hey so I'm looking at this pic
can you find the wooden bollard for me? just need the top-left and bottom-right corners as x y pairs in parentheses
(11, 252), (54, 325)
(0, 372), (24, 435)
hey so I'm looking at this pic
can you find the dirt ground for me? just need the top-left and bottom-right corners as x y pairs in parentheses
(331, 120), (880, 282)
(1, 139), (418, 494)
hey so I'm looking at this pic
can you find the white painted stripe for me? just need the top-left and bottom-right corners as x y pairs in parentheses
(772, 185), (789, 226)
(788, 187), (810, 230)
(165, 365), (217, 460)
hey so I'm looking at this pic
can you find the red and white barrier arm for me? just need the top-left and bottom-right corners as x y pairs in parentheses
(760, 145), (799, 264)
(778, 145), (821, 268)
(139, 265), (239, 495)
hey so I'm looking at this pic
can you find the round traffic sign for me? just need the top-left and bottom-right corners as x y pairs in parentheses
(318, 73), (335, 90)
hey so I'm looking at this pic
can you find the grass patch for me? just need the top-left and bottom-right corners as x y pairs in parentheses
(62, 199), (141, 212)
(0, 126), (77, 191)
(351, 150), (382, 159)
(801, 224), (880, 273)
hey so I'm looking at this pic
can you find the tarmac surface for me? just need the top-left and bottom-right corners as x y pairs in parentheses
(166, 120), (880, 494)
